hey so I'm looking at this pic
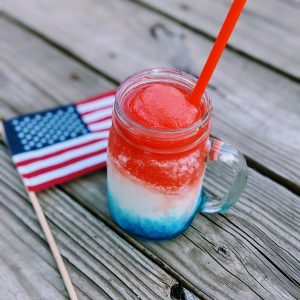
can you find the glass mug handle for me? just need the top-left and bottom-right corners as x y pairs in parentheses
(199, 137), (248, 213)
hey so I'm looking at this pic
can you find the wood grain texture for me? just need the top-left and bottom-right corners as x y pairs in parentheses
(60, 166), (300, 300)
(136, 0), (300, 80)
(0, 147), (177, 300)
(0, 203), (68, 300)
(1, 0), (299, 190)
(0, 19), (115, 118)
(0, 15), (300, 300)
(2, 138), (300, 299)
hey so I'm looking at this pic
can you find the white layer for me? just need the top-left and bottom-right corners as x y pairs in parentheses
(107, 159), (202, 220)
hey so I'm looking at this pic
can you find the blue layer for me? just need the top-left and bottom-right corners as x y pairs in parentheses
(108, 190), (203, 240)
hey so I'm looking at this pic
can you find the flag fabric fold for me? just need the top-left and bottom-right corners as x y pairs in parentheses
(3, 90), (115, 191)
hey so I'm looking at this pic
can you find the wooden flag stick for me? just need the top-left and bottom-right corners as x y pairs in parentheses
(0, 121), (79, 300)
(28, 191), (79, 300)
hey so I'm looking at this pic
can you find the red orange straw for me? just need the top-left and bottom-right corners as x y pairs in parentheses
(190, 0), (247, 105)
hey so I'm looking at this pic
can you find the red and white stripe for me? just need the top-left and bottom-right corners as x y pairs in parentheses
(76, 90), (115, 133)
(13, 91), (115, 191)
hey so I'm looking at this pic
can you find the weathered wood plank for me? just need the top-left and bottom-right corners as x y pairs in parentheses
(0, 16), (300, 299)
(1, 0), (299, 189)
(0, 198), (114, 300)
(3, 134), (300, 300)
(0, 148), (178, 300)
(136, 0), (300, 80)
(0, 22), (114, 117)
(0, 205), (68, 300)
(61, 167), (300, 300)
(2, 131), (300, 300)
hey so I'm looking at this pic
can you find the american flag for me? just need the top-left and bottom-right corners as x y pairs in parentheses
(3, 91), (115, 192)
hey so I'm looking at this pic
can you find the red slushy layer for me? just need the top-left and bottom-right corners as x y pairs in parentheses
(124, 83), (202, 130)
(109, 82), (210, 192)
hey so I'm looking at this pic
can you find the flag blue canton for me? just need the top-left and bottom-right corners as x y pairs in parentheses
(4, 104), (91, 155)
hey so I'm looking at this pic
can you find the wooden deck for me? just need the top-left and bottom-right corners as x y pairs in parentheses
(0, 0), (299, 299)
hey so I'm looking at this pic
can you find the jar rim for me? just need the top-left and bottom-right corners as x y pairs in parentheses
(115, 68), (212, 136)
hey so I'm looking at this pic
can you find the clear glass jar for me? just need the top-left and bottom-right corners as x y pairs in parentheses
(107, 68), (247, 240)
